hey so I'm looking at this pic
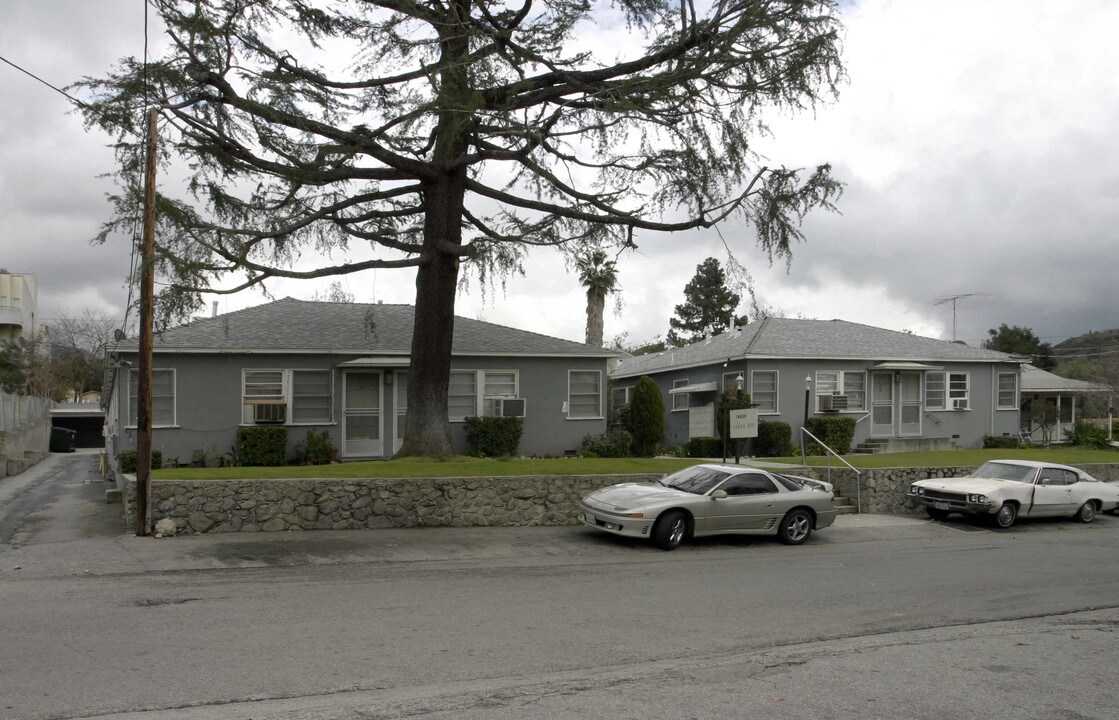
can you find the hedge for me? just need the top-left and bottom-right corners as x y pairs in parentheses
(464, 416), (524, 457)
(236, 426), (289, 466)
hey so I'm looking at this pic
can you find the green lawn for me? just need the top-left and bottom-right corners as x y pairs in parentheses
(150, 446), (1119, 480)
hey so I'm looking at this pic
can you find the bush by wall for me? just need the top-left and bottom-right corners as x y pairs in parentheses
(464, 416), (523, 457)
(581, 430), (633, 458)
(116, 449), (162, 474)
(626, 376), (665, 457)
(1065, 420), (1110, 449)
(292, 429), (336, 465)
(236, 426), (289, 467)
(983, 434), (1020, 449)
(684, 436), (724, 458)
(755, 420), (792, 457)
(805, 415), (857, 455)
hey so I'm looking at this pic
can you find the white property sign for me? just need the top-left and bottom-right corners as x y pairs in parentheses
(729, 408), (759, 439)
(688, 405), (716, 439)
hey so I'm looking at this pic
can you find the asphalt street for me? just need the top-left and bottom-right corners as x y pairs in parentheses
(2, 451), (1118, 720)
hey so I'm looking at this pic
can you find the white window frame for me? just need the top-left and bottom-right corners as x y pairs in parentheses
(448, 370), (478, 422)
(814, 371), (866, 412)
(482, 370), (519, 417)
(722, 372), (745, 392)
(567, 370), (603, 420)
(751, 370), (779, 415)
(949, 372), (970, 410)
(241, 369), (334, 425)
(672, 379), (690, 412)
(127, 368), (177, 428)
(997, 372), (1018, 410)
(611, 386), (632, 410)
(926, 371), (970, 411)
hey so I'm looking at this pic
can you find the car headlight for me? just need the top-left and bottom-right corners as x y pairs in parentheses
(967, 494), (988, 503)
(909, 485), (925, 496)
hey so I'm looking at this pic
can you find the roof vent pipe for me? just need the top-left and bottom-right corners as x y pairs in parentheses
(212, 301), (218, 317)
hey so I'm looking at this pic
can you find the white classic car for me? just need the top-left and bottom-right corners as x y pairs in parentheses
(907, 459), (1119, 528)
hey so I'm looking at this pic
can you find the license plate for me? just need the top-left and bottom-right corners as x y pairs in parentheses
(584, 512), (597, 525)
(933, 501), (950, 510)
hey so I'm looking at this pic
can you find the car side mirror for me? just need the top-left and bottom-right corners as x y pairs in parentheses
(711, 490), (728, 500)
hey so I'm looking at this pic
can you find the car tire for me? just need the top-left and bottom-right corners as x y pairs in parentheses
(652, 511), (688, 551)
(926, 507), (951, 521)
(1075, 501), (1096, 523)
(778, 508), (813, 545)
(993, 502), (1017, 529)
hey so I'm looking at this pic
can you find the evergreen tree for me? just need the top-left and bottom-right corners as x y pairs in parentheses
(626, 376), (666, 457)
(667, 258), (746, 346)
(983, 324), (1055, 370)
(76, 0), (843, 456)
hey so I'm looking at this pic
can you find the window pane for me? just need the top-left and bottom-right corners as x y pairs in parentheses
(568, 371), (601, 418)
(245, 371), (283, 398)
(998, 373), (1017, 408)
(293, 370), (332, 423)
(752, 371), (777, 412)
(672, 379), (689, 411)
(448, 371), (476, 419)
(925, 372), (945, 409)
(816, 372), (839, 395)
(130, 369), (175, 426)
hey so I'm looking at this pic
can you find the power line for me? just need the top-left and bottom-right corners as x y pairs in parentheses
(0, 54), (90, 109)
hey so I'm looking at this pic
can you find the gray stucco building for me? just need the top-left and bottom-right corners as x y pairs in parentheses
(105, 299), (614, 465)
(609, 317), (1027, 452)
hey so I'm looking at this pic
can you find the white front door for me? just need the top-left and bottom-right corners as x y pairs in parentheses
(871, 372), (894, 437)
(898, 372), (923, 437)
(343, 371), (383, 457)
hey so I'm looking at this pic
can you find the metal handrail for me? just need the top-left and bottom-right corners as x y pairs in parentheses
(800, 426), (863, 513)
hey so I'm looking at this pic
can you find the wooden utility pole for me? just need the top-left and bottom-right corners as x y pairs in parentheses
(135, 108), (158, 537)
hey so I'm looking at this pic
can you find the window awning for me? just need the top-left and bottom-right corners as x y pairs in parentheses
(337, 356), (411, 367)
(869, 362), (944, 371)
(669, 381), (719, 394)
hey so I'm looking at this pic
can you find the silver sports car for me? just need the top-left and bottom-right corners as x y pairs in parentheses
(579, 464), (838, 550)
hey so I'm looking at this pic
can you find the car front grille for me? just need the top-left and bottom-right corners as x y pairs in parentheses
(923, 489), (966, 503)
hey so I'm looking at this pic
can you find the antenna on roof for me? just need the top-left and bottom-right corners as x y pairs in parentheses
(933, 292), (988, 342)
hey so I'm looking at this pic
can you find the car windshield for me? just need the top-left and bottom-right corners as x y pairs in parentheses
(972, 462), (1037, 483)
(660, 467), (731, 495)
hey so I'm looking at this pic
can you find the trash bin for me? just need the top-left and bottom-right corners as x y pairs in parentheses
(50, 426), (77, 453)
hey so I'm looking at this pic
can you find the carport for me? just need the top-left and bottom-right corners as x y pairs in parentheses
(50, 402), (106, 449)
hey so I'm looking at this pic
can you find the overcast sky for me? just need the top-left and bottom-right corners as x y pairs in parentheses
(2, 0), (1117, 351)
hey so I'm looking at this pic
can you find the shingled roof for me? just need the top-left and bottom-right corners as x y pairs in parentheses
(115, 298), (612, 357)
(612, 317), (1023, 378)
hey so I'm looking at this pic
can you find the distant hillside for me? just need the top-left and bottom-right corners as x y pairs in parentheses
(1053, 328), (1119, 353)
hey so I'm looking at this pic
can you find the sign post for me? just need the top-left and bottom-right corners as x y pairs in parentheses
(728, 408), (759, 464)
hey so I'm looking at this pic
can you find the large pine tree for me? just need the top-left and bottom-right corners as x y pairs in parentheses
(76, 0), (844, 456)
(667, 258), (746, 346)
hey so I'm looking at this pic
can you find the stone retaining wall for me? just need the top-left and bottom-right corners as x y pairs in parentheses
(125, 474), (660, 535)
(124, 462), (1119, 534)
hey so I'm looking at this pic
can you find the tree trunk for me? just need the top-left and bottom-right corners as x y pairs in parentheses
(585, 288), (606, 347)
(396, 0), (472, 457)
(395, 179), (466, 458)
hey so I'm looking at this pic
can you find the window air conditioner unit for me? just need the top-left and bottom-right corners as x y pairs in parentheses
(952, 398), (968, 410)
(253, 403), (287, 424)
(820, 394), (849, 412)
(495, 398), (526, 417)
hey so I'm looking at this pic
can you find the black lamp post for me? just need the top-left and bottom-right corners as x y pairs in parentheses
(801, 376), (812, 465)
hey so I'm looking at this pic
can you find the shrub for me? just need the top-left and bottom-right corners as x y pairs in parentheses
(805, 415), (856, 455)
(626, 376), (665, 457)
(684, 436), (724, 458)
(115, 449), (162, 474)
(236, 426), (289, 466)
(1065, 420), (1110, 449)
(581, 430), (633, 458)
(464, 416), (523, 457)
(983, 434), (1020, 449)
(755, 420), (792, 458)
(292, 429), (336, 465)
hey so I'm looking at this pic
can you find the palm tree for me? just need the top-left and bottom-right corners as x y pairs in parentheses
(574, 250), (619, 347)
